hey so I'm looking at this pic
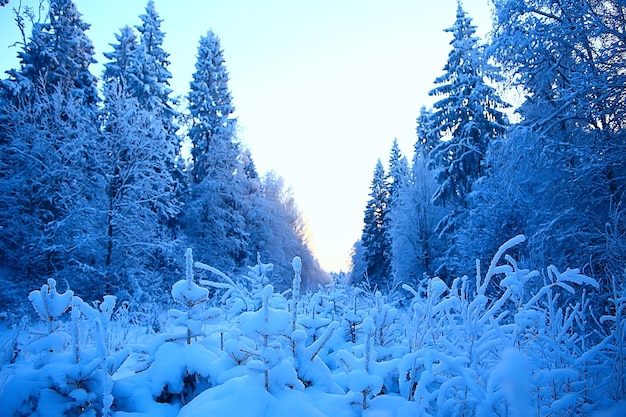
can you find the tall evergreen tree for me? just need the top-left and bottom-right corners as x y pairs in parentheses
(128, 1), (173, 113)
(415, 106), (437, 152)
(428, 2), (508, 209)
(384, 139), (408, 282)
(184, 31), (248, 271)
(103, 25), (138, 86)
(126, 0), (179, 187)
(102, 4), (182, 279)
(0, 0), (103, 300)
(187, 31), (236, 183)
(3, 0), (98, 105)
(358, 159), (391, 289)
(385, 139), (409, 214)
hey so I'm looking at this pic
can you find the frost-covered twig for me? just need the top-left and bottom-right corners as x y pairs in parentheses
(479, 234), (526, 296)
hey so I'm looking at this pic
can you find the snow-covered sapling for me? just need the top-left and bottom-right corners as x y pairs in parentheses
(291, 321), (343, 393)
(169, 249), (222, 344)
(196, 255), (253, 318)
(246, 252), (273, 289)
(370, 290), (400, 350)
(29, 278), (73, 335)
(336, 318), (399, 410)
(5, 280), (128, 417)
(341, 287), (366, 344)
(299, 291), (334, 344)
(291, 256), (302, 334)
(239, 284), (293, 392)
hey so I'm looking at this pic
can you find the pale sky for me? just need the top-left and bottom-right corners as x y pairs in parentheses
(0, 0), (493, 272)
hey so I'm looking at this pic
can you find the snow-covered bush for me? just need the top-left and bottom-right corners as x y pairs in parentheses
(1, 280), (128, 417)
(168, 249), (222, 344)
(28, 278), (74, 336)
(395, 235), (610, 416)
(335, 317), (399, 410)
(1, 242), (624, 417)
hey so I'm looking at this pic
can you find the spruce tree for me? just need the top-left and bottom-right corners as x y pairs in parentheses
(385, 139), (409, 214)
(428, 2), (508, 208)
(188, 31), (236, 183)
(0, 0), (104, 299)
(126, 1), (179, 176)
(102, 3), (182, 280)
(5, 0), (98, 104)
(415, 106), (437, 153)
(128, 1), (173, 112)
(384, 139), (408, 283)
(358, 159), (391, 290)
(184, 31), (247, 271)
(103, 25), (138, 86)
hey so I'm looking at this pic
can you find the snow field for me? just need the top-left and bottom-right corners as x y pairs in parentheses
(0, 238), (624, 417)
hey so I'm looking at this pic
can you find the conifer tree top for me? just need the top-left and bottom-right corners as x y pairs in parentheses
(425, 2), (509, 208)
(12, 0), (98, 104)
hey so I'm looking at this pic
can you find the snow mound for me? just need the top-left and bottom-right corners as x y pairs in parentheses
(179, 375), (328, 417)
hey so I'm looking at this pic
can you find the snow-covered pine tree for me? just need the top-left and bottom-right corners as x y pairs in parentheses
(183, 31), (248, 272)
(383, 139), (408, 285)
(385, 140), (409, 225)
(187, 30), (236, 184)
(103, 25), (138, 86)
(126, 1), (180, 196)
(357, 159), (391, 290)
(415, 106), (437, 154)
(3, 0), (98, 105)
(0, 0), (104, 299)
(427, 2), (508, 210)
(127, 1), (174, 115)
(102, 5), (182, 288)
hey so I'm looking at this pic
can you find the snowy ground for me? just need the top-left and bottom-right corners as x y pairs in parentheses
(0, 242), (624, 416)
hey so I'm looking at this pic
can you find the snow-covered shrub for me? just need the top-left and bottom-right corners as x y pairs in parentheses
(196, 253), (256, 318)
(2, 240), (624, 417)
(602, 277), (626, 402)
(506, 265), (604, 416)
(113, 340), (223, 412)
(238, 284), (295, 392)
(246, 252), (274, 291)
(338, 287), (367, 345)
(335, 317), (399, 410)
(168, 249), (222, 345)
(298, 290), (336, 344)
(370, 290), (402, 352)
(113, 249), (226, 411)
(28, 278), (73, 336)
(291, 322), (342, 393)
(1, 280), (128, 417)
(394, 235), (608, 416)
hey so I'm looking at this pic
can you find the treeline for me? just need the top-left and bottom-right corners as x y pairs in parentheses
(352, 2), (626, 298)
(0, 0), (325, 309)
